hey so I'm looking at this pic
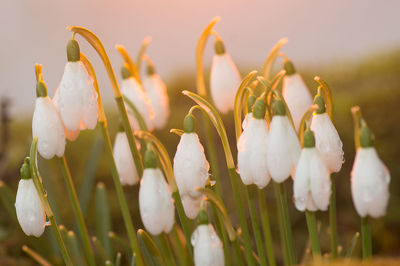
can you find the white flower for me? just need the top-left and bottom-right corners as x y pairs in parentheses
(32, 94), (65, 159)
(142, 69), (170, 130)
(139, 168), (174, 235)
(282, 72), (313, 132)
(57, 61), (98, 131)
(311, 112), (344, 173)
(237, 115), (271, 188)
(293, 147), (331, 212)
(53, 88), (80, 141)
(210, 40), (241, 114)
(15, 178), (46, 237)
(351, 147), (390, 218)
(121, 76), (154, 131)
(241, 112), (252, 130)
(113, 131), (139, 186)
(173, 133), (209, 219)
(191, 224), (225, 266)
(266, 115), (301, 183)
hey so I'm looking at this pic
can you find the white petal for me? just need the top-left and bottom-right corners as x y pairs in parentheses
(351, 148), (390, 218)
(15, 179), (46, 237)
(266, 116), (301, 183)
(82, 84), (98, 130)
(113, 132), (139, 186)
(282, 74), (313, 131)
(139, 168), (175, 235)
(53, 89), (80, 141)
(192, 224), (225, 266)
(32, 97), (65, 159)
(210, 54), (241, 114)
(309, 149), (331, 211)
(241, 113), (252, 130)
(142, 74), (170, 129)
(293, 149), (311, 212)
(181, 194), (203, 220)
(311, 113), (344, 173)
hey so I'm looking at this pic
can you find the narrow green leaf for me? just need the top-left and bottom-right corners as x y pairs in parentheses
(22, 245), (52, 266)
(96, 182), (113, 259)
(346, 232), (360, 259)
(93, 236), (111, 262)
(123, 95), (148, 131)
(115, 252), (122, 266)
(0, 181), (16, 221)
(137, 229), (166, 266)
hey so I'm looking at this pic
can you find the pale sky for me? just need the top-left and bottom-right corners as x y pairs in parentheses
(1, 0), (400, 116)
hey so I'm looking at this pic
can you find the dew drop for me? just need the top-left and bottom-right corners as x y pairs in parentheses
(45, 218), (51, 227)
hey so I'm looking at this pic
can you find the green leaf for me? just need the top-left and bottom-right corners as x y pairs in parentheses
(137, 229), (166, 266)
(123, 95), (148, 131)
(96, 183), (113, 259)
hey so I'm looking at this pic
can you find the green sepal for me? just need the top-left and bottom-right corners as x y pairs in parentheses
(272, 99), (286, 116)
(314, 95), (326, 114)
(183, 114), (195, 133)
(360, 120), (374, 148)
(117, 121), (124, 132)
(144, 145), (157, 169)
(36, 80), (48, 98)
(20, 158), (31, 180)
(214, 39), (226, 55)
(247, 94), (256, 113)
(283, 59), (296, 76)
(253, 99), (266, 119)
(198, 209), (209, 225)
(67, 39), (80, 62)
(121, 65), (133, 80)
(303, 129), (315, 148)
(147, 64), (155, 76)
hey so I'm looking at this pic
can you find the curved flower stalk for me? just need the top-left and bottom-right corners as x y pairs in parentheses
(262, 37), (288, 80)
(57, 39), (98, 132)
(142, 57), (170, 129)
(281, 59), (313, 132)
(136, 36), (152, 71)
(191, 209), (224, 266)
(115, 44), (142, 85)
(120, 65), (155, 131)
(139, 146), (175, 235)
(210, 37), (242, 114)
(32, 69), (66, 159)
(173, 114), (209, 219)
(15, 159), (45, 237)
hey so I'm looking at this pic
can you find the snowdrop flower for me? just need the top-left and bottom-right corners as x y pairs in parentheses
(113, 124), (139, 186)
(32, 80), (65, 159)
(210, 39), (241, 114)
(351, 121), (390, 218)
(310, 95), (344, 173)
(15, 160), (46, 237)
(57, 39), (98, 132)
(121, 66), (154, 131)
(293, 128), (331, 212)
(173, 114), (209, 219)
(139, 147), (174, 235)
(282, 59), (313, 131)
(266, 99), (301, 183)
(237, 99), (271, 188)
(191, 210), (224, 266)
(142, 61), (170, 129)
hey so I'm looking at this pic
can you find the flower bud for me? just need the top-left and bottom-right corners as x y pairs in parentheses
(191, 224), (224, 266)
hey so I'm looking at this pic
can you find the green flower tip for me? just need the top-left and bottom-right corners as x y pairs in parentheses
(198, 209), (209, 225)
(272, 99), (286, 116)
(147, 63), (155, 76)
(283, 59), (296, 76)
(214, 39), (226, 55)
(36, 80), (48, 98)
(360, 119), (374, 148)
(183, 114), (195, 133)
(303, 129), (315, 148)
(247, 94), (256, 113)
(144, 145), (158, 169)
(117, 120), (124, 132)
(20, 158), (31, 180)
(253, 98), (266, 119)
(67, 39), (80, 62)
(121, 65), (133, 80)
(313, 95), (326, 114)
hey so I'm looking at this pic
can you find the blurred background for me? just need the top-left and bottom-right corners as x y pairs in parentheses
(1, 0), (400, 265)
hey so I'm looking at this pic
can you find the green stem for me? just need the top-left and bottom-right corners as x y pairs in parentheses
(172, 191), (193, 258)
(171, 226), (187, 266)
(329, 175), (338, 258)
(59, 156), (96, 266)
(258, 189), (276, 266)
(305, 211), (321, 257)
(99, 121), (144, 266)
(246, 186), (267, 266)
(159, 233), (175, 266)
(273, 182), (296, 265)
(211, 205), (230, 265)
(361, 217), (372, 260)
(233, 239), (245, 266)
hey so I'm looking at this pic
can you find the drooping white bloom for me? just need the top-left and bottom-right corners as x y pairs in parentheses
(266, 115), (301, 183)
(32, 96), (65, 159)
(237, 115), (270, 188)
(57, 61), (98, 131)
(210, 40), (241, 114)
(293, 148), (331, 212)
(311, 112), (344, 173)
(53, 88), (80, 141)
(15, 179), (46, 237)
(241, 112), (252, 130)
(121, 76), (154, 131)
(139, 168), (174, 235)
(351, 148), (390, 218)
(142, 69), (169, 130)
(113, 131), (139, 186)
(174, 133), (209, 219)
(191, 224), (225, 266)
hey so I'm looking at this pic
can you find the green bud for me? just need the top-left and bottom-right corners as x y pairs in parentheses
(67, 39), (80, 62)
(20, 158), (31, 180)
(144, 146), (157, 169)
(198, 209), (209, 225)
(283, 59), (296, 76)
(253, 99), (266, 119)
(360, 120), (374, 148)
(272, 99), (286, 116)
(303, 129), (315, 148)
(313, 95), (326, 114)
(147, 64), (155, 76)
(121, 66), (132, 80)
(183, 114), (195, 133)
(117, 121), (124, 132)
(214, 39), (226, 55)
(247, 95), (256, 113)
(36, 80), (48, 98)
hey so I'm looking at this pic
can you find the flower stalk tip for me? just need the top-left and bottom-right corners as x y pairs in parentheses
(36, 80), (48, 98)
(144, 145), (157, 169)
(283, 59), (296, 76)
(67, 39), (80, 62)
(183, 114), (195, 133)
